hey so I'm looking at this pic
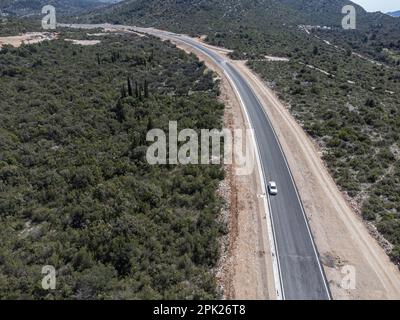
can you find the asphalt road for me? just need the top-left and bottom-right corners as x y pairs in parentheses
(157, 32), (332, 300)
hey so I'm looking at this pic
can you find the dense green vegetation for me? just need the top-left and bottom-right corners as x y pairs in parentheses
(83, 0), (313, 58)
(0, 17), (40, 36)
(0, 31), (225, 299)
(1, 0), (399, 299)
(275, 1), (400, 64)
(248, 46), (400, 264)
(83, 0), (400, 265)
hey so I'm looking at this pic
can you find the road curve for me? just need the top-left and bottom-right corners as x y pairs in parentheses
(147, 30), (332, 300)
(59, 23), (332, 300)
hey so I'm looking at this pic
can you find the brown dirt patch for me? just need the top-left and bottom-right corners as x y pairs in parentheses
(0, 32), (57, 48)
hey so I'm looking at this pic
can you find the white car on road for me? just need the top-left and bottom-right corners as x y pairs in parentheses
(268, 181), (278, 195)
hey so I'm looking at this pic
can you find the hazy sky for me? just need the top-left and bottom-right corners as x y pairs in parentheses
(351, 0), (399, 12)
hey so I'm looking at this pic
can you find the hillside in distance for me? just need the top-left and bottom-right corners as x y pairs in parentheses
(0, 0), (108, 16)
(387, 10), (400, 17)
(84, 0), (400, 64)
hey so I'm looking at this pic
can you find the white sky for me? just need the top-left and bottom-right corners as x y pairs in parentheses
(351, 0), (399, 12)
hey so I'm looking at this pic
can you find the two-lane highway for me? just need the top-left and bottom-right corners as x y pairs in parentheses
(224, 62), (331, 300)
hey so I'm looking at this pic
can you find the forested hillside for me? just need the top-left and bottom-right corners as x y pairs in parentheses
(84, 0), (400, 64)
(82, 0), (400, 265)
(0, 17), (40, 36)
(0, 30), (225, 299)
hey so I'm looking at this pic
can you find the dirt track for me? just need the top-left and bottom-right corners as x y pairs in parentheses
(0, 32), (57, 48)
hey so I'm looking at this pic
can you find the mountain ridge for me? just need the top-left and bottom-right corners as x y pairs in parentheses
(81, 0), (400, 64)
(387, 10), (400, 17)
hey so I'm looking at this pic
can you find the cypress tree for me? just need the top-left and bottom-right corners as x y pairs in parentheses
(138, 84), (143, 101)
(127, 77), (133, 97)
(135, 81), (139, 98)
(121, 85), (127, 98)
(147, 117), (153, 131)
(144, 80), (149, 99)
(115, 99), (125, 122)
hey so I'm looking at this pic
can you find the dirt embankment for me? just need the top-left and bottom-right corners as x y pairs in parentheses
(65, 39), (101, 46)
(0, 32), (57, 49)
